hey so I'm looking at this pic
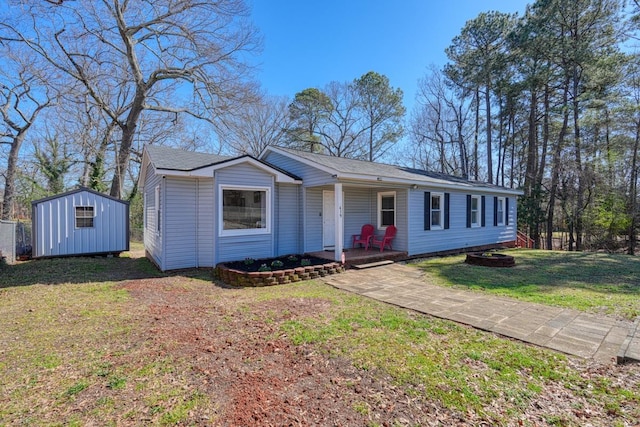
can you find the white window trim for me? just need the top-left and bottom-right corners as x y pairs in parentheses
(470, 195), (481, 228)
(74, 205), (95, 229)
(377, 191), (396, 229)
(431, 192), (444, 230)
(219, 184), (271, 237)
(497, 196), (505, 226)
(143, 192), (147, 230)
(155, 185), (161, 235)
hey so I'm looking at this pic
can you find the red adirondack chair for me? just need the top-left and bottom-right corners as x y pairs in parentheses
(352, 224), (375, 250)
(371, 225), (397, 252)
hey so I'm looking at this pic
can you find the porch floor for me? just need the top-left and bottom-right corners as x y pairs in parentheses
(308, 247), (408, 267)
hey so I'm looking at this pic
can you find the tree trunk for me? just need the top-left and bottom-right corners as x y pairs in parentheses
(524, 89), (538, 197)
(473, 87), (480, 181)
(456, 104), (468, 179)
(1, 131), (27, 220)
(628, 117), (640, 255)
(547, 77), (571, 251)
(572, 66), (584, 251)
(485, 83), (493, 184)
(536, 86), (550, 187)
(110, 91), (145, 198)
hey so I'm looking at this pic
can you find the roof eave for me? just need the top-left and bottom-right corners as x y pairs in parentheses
(335, 173), (523, 195)
(156, 156), (302, 184)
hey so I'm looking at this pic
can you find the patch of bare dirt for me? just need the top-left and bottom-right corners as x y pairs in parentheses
(118, 276), (470, 426)
(114, 271), (640, 426)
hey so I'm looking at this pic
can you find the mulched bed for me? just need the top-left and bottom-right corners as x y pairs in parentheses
(224, 254), (330, 272)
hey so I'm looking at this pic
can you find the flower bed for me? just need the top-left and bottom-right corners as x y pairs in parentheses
(215, 254), (344, 287)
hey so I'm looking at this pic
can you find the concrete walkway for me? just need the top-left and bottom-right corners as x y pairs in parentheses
(322, 263), (640, 364)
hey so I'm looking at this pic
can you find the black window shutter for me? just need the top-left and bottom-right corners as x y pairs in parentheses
(493, 196), (498, 226)
(466, 195), (471, 228)
(444, 193), (450, 230)
(424, 192), (431, 230)
(505, 197), (510, 225)
(481, 196), (486, 227)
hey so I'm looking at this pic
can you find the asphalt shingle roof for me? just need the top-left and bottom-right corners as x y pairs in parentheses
(273, 147), (509, 191)
(146, 145), (233, 171)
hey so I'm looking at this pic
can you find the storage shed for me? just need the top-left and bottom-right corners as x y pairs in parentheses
(31, 187), (130, 258)
(0, 220), (16, 264)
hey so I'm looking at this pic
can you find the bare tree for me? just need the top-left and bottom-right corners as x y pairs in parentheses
(410, 66), (471, 177)
(218, 95), (291, 156)
(0, 51), (52, 220)
(1, 0), (261, 198)
(319, 81), (369, 158)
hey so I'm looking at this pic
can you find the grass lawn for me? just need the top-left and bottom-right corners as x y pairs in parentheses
(411, 249), (640, 320)
(0, 249), (639, 425)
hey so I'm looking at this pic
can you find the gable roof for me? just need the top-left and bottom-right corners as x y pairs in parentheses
(32, 186), (129, 206)
(262, 146), (522, 195)
(139, 145), (301, 186)
(144, 144), (233, 171)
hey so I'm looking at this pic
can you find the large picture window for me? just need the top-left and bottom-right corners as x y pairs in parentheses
(75, 206), (94, 228)
(377, 191), (396, 229)
(220, 186), (270, 236)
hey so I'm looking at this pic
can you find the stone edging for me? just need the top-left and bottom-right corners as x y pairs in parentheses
(215, 262), (345, 287)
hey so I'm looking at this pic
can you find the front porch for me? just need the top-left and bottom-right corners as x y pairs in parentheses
(310, 182), (408, 264)
(308, 247), (408, 268)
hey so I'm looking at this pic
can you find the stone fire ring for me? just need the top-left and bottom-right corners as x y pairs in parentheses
(465, 252), (515, 268)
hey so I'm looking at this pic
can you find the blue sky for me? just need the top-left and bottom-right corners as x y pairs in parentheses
(250, 0), (531, 113)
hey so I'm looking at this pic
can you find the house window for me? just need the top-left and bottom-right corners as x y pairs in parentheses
(496, 197), (505, 226)
(75, 206), (94, 228)
(470, 195), (480, 227)
(155, 185), (161, 234)
(431, 192), (444, 229)
(377, 191), (396, 229)
(143, 192), (147, 230)
(220, 186), (270, 236)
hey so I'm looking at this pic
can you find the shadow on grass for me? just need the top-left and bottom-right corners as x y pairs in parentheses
(0, 254), (213, 289)
(413, 250), (640, 296)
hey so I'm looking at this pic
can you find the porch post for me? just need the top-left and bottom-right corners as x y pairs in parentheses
(334, 183), (344, 261)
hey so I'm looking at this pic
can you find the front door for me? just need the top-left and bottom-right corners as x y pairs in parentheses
(322, 190), (335, 249)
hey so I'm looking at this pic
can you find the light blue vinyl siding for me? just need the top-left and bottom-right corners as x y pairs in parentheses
(215, 163), (275, 264)
(303, 186), (409, 252)
(263, 151), (334, 187)
(164, 178), (198, 270)
(143, 165), (162, 268)
(407, 190), (517, 256)
(160, 177), (216, 270)
(275, 184), (300, 255)
(33, 190), (128, 258)
(364, 188), (407, 251)
(197, 178), (215, 267)
(304, 188), (323, 252)
(344, 188), (373, 247)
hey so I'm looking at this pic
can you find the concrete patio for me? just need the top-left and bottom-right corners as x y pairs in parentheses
(322, 263), (640, 364)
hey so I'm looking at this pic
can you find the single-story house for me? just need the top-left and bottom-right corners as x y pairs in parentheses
(31, 187), (130, 258)
(139, 145), (522, 271)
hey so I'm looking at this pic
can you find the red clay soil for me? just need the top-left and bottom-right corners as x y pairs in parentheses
(120, 277), (466, 426)
(117, 273), (640, 426)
